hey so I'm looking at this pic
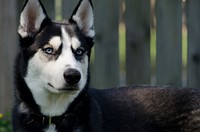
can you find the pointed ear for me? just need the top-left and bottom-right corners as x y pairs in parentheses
(18, 0), (50, 38)
(70, 0), (95, 38)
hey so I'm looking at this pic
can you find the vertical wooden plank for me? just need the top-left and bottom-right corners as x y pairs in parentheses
(125, 0), (151, 85)
(0, 0), (18, 114)
(92, 0), (120, 88)
(18, 0), (25, 13)
(186, 0), (200, 88)
(62, 0), (79, 19)
(156, 0), (182, 86)
(42, 0), (55, 19)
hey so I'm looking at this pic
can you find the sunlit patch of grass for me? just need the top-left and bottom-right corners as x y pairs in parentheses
(182, 28), (187, 70)
(119, 23), (126, 72)
(149, 29), (156, 84)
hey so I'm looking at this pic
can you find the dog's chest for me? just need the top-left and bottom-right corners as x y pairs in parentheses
(45, 125), (56, 132)
(44, 124), (82, 132)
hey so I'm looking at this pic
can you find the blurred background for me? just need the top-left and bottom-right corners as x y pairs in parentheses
(1, 0), (200, 129)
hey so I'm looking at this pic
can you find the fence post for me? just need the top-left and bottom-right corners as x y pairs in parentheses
(156, 0), (182, 86)
(91, 0), (120, 89)
(0, 0), (18, 114)
(186, 1), (200, 88)
(125, 0), (151, 85)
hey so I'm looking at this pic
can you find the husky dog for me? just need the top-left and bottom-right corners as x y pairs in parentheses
(12, 0), (200, 131)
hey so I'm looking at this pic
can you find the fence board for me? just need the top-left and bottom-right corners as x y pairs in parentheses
(0, 0), (17, 114)
(91, 0), (120, 88)
(186, 0), (200, 88)
(125, 0), (151, 85)
(43, 0), (55, 19)
(62, 0), (79, 19)
(18, 0), (24, 13)
(156, 0), (182, 86)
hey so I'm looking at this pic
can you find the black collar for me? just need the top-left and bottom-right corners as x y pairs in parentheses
(28, 113), (67, 125)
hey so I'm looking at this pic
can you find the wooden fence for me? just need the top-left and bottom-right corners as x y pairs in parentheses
(1, 0), (200, 113)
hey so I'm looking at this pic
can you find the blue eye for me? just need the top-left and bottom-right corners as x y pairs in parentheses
(43, 47), (54, 54)
(75, 48), (85, 56)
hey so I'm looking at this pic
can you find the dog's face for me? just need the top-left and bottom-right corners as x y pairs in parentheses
(18, 0), (94, 95)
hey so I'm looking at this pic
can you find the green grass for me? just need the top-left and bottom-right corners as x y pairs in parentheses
(150, 29), (156, 75)
(182, 28), (187, 69)
(119, 23), (126, 72)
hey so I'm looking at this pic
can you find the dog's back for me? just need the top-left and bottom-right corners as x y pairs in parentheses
(89, 86), (200, 132)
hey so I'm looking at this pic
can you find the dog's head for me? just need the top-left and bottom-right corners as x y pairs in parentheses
(18, 0), (94, 94)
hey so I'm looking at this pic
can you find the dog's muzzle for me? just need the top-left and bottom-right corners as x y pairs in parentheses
(63, 68), (81, 85)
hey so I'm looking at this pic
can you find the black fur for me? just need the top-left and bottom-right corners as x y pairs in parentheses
(13, 84), (200, 131)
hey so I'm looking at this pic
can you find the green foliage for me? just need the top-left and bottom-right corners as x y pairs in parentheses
(0, 113), (12, 132)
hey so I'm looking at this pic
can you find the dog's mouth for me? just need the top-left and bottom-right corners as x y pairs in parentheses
(47, 83), (79, 91)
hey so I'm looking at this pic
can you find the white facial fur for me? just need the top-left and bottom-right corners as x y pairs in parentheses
(49, 36), (61, 50)
(24, 26), (89, 116)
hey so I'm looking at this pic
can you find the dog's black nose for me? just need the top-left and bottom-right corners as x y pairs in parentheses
(64, 69), (81, 85)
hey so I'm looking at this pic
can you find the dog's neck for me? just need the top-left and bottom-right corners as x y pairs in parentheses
(18, 86), (88, 116)
(20, 101), (68, 125)
(18, 88), (89, 126)
(36, 90), (80, 116)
